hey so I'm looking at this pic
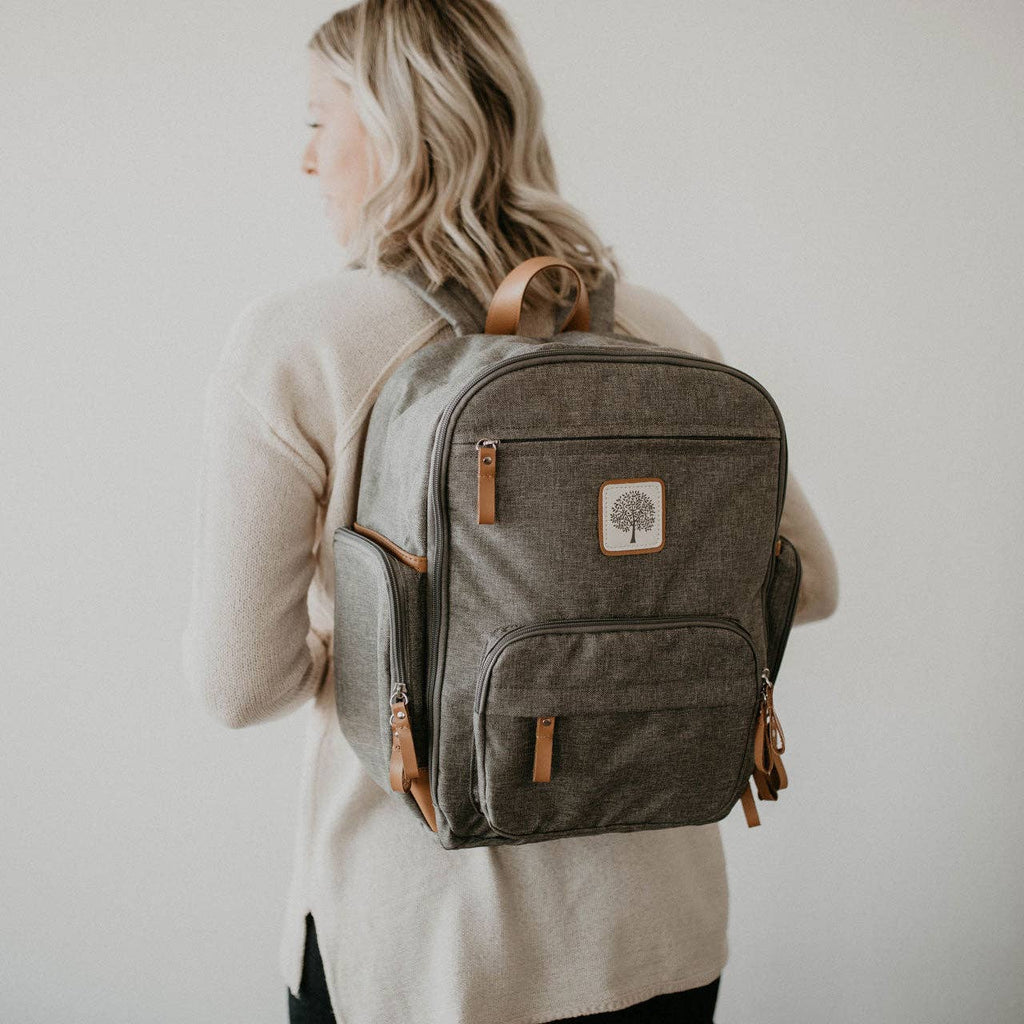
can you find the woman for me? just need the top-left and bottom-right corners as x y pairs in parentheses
(182, 2), (840, 1022)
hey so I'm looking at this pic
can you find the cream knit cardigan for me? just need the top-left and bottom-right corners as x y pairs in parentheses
(181, 267), (838, 1024)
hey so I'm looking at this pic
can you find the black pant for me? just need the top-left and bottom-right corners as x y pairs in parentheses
(288, 913), (720, 1023)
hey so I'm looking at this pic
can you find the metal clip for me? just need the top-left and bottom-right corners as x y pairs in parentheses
(389, 684), (408, 726)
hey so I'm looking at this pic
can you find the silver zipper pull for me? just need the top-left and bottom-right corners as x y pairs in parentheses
(389, 683), (419, 793)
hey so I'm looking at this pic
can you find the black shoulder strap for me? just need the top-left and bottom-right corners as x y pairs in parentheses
(389, 260), (617, 337)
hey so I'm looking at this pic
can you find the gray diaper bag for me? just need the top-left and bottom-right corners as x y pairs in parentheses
(332, 256), (801, 850)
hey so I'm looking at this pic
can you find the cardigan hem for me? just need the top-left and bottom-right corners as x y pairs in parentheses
(500, 962), (728, 1024)
(279, 893), (727, 1024)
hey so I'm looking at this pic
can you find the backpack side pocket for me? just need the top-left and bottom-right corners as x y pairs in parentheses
(765, 535), (802, 680)
(332, 526), (428, 796)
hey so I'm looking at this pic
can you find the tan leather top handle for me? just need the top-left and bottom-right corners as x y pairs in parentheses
(484, 256), (591, 335)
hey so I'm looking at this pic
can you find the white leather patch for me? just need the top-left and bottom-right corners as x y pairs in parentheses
(598, 477), (666, 555)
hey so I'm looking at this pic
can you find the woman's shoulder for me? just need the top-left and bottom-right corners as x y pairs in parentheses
(216, 267), (437, 378)
(614, 278), (725, 362)
(213, 268), (726, 380)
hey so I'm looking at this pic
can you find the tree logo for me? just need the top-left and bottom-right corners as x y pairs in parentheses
(598, 477), (665, 556)
(610, 490), (656, 544)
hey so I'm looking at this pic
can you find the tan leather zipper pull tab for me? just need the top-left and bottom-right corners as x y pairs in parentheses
(408, 764), (439, 833)
(740, 779), (761, 827)
(763, 671), (787, 792)
(387, 688), (439, 833)
(477, 439), (498, 524)
(533, 715), (555, 782)
(388, 688), (420, 792)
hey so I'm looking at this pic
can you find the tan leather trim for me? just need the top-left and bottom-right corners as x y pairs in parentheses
(774, 536), (782, 557)
(409, 765), (438, 832)
(532, 716), (555, 782)
(477, 443), (496, 524)
(752, 684), (788, 803)
(485, 256), (590, 335)
(597, 477), (666, 556)
(388, 697), (439, 833)
(352, 521), (427, 574)
(740, 780), (760, 827)
(389, 696), (420, 792)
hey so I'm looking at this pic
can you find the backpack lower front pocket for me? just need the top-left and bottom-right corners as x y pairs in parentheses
(472, 616), (761, 838)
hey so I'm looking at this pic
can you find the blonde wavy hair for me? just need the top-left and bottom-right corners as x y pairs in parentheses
(307, 0), (622, 314)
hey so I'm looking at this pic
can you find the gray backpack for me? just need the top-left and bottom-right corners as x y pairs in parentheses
(333, 256), (800, 849)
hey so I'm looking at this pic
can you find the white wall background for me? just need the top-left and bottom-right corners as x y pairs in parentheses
(2, 1), (1021, 1021)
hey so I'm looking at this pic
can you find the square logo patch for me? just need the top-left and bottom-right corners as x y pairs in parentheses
(598, 477), (666, 556)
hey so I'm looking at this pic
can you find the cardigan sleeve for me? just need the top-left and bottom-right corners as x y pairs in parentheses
(180, 365), (331, 728)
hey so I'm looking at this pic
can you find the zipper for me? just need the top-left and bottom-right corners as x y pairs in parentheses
(472, 433), (780, 526)
(424, 345), (790, 809)
(766, 537), (803, 678)
(346, 528), (428, 794)
(338, 527), (411, 708)
(460, 433), (780, 444)
(753, 665), (787, 799)
(376, 537), (411, 691)
(473, 614), (761, 715)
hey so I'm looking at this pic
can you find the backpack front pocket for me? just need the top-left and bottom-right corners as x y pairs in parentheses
(333, 526), (428, 795)
(472, 616), (761, 838)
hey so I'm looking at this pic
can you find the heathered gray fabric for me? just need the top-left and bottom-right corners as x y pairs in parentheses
(332, 528), (392, 790)
(766, 535), (803, 676)
(354, 336), (780, 556)
(340, 269), (799, 850)
(475, 622), (757, 714)
(436, 424), (781, 846)
(477, 707), (756, 838)
(472, 620), (760, 837)
(387, 260), (490, 337)
(333, 527), (429, 817)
